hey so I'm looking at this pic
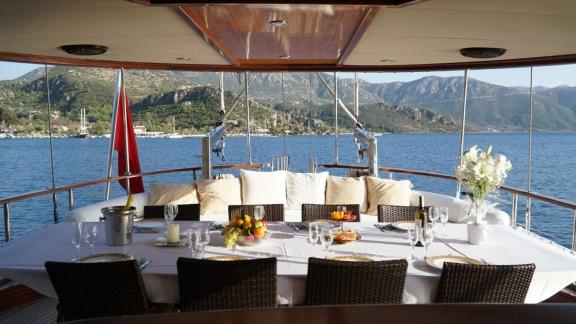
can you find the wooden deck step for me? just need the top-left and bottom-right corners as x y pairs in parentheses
(0, 297), (57, 323)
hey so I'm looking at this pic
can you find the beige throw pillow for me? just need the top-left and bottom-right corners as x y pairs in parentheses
(325, 176), (367, 213)
(148, 183), (198, 206)
(196, 178), (242, 215)
(365, 176), (412, 215)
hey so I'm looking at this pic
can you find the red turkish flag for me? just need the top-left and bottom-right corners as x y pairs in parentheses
(113, 76), (144, 194)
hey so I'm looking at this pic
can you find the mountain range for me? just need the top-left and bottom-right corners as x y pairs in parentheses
(1, 66), (575, 135)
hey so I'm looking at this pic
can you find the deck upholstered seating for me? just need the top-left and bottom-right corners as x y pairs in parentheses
(301, 204), (360, 222)
(435, 262), (536, 303)
(377, 205), (421, 223)
(177, 257), (277, 312)
(305, 258), (408, 305)
(45, 260), (169, 322)
(143, 204), (200, 221)
(228, 204), (285, 221)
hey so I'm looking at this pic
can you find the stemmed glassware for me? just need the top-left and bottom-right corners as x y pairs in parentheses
(72, 222), (82, 260)
(187, 230), (200, 258)
(308, 223), (319, 254)
(82, 223), (98, 255)
(439, 207), (449, 233)
(198, 229), (211, 258)
(164, 204), (178, 224)
(254, 205), (265, 221)
(319, 229), (334, 258)
(422, 224), (434, 258)
(428, 207), (440, 224)
(407, 227), (419, 261)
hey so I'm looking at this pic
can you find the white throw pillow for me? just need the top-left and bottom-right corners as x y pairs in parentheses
(285, 172), (328, 210)
(365, 177), (412, 215)
(148, 183), (198, 206)
(325, 176), (367, 213)
(240, 170), (287, 205)
(196, 178), (242, 215)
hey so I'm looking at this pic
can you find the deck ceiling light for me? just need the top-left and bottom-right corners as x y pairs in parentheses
(269, 19), (288, 27)
(279, 54), (290, 59)
(460, 47), (506, 59)
(176, 57), (191, 61)
(380, 59), (394, 63)
(60, 44), (108, 56)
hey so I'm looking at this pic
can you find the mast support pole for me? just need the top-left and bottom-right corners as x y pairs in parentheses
(45, 65), (59, 223)
(245, 72), (252, 164)
(334, 72), (339, 164)
(121, 69), (131, 195)
(456, 69), (469, 199)
(105, 69), (122, 201)
(526, 67), (534, 232)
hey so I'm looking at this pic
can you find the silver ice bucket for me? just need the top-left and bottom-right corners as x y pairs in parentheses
(100, 206), (136, 246)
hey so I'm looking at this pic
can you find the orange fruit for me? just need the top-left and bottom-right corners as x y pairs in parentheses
(253, 227), (266, 238)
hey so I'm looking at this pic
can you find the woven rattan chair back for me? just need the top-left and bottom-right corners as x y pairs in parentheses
(228, 204), (285, 222)
(143, 204), (200, 221)
(301, 204), (361, 222)
(45, 260), (149, 322)
(435, 262), (536, 303)
(305, 257), (408, 305)
(177, 257), (277, 312)
(377, 205), (421, 223)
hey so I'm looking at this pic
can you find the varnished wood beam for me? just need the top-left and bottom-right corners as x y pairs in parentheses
(133, 0), (423, 6)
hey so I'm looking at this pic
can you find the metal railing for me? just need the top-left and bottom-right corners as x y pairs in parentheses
(321, 163), (576, 251)
(0, 163), (262, 242)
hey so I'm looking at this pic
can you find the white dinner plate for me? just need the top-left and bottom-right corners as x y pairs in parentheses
(391, 221), (415, 231)
(153, 237), (187, 247)
(76, 253), (134, 263)
(426, 255), (483, 270)
(306, 220), (340, 230)
(330, 255), (373, 262)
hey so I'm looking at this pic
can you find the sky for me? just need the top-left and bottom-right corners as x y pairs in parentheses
(2, 61), (576, 88)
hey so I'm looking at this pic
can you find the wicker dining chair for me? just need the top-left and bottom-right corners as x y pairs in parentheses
(377, 205), (421, 223)
(305, 257), (408, 305)
(143, 204), (200, 221)
(301, 204), (361, 222)
(177, 257), (277, 312)
(45, 260), (169, 322)
(228, 204), (285, 221)
(435, 262), (536, 303)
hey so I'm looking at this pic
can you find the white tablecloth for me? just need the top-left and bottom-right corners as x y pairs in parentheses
(0, 221), (575, 304)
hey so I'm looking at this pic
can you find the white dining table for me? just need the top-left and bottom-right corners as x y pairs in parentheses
(0, 221), (576, 305)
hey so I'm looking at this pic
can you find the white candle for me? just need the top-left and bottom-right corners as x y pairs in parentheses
(167, 223), (180, 244)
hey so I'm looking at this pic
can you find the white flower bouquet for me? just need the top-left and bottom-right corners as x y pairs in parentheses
(456, 145), (512, 224)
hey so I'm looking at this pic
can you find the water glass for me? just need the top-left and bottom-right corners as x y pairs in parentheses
(423, 226), (434, 258)
(407, 228), (419, 261)
(254, 205), (265, 221)
(439, 207), (449, 232)
(198, 229), (211, 258)
(308, 224), (319, 248)
(428, 207), (440, 224)
(164, 204), (178, 224)
(319, 229), (334, 258)
(187, 230), (200, 258)
(82, 223), (98, 255)
(72, 222), (82, 260)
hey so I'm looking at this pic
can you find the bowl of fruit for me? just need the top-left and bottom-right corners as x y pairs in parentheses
(222, 213), (268, 248)
(331, 210), (357, 222)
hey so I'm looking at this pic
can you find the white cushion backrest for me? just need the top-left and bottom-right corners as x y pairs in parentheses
(240, 170), (287, 205)
(285, 172), (328, 210)
(325, 176), (367, 213)
(148, 183), (198, 206)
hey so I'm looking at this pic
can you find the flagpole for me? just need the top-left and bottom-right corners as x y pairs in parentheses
(121, 68), (132, 195)
(104, 69), (121, 201)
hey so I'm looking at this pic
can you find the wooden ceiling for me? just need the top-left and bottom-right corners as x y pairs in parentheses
(178, 5), (379, 67)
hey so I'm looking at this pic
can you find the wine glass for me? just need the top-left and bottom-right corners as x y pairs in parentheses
(187, 230), (200, 258)
(72, 222), (82, 260)
(319, 229), (334, 258)
(308, 223), (319, 252)
(407, 227), (419, 261)
(198, 229), (211, 258)
(428, 207), (440, 224)
(439, 207), (449, 233)
(82, 223), (98, 255)
(164, 204), (178, 224)
(254, 205), (265, 221)
(423, 225), (434, 259)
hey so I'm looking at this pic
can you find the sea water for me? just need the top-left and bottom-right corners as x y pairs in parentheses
(0, 133), (574, 247)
